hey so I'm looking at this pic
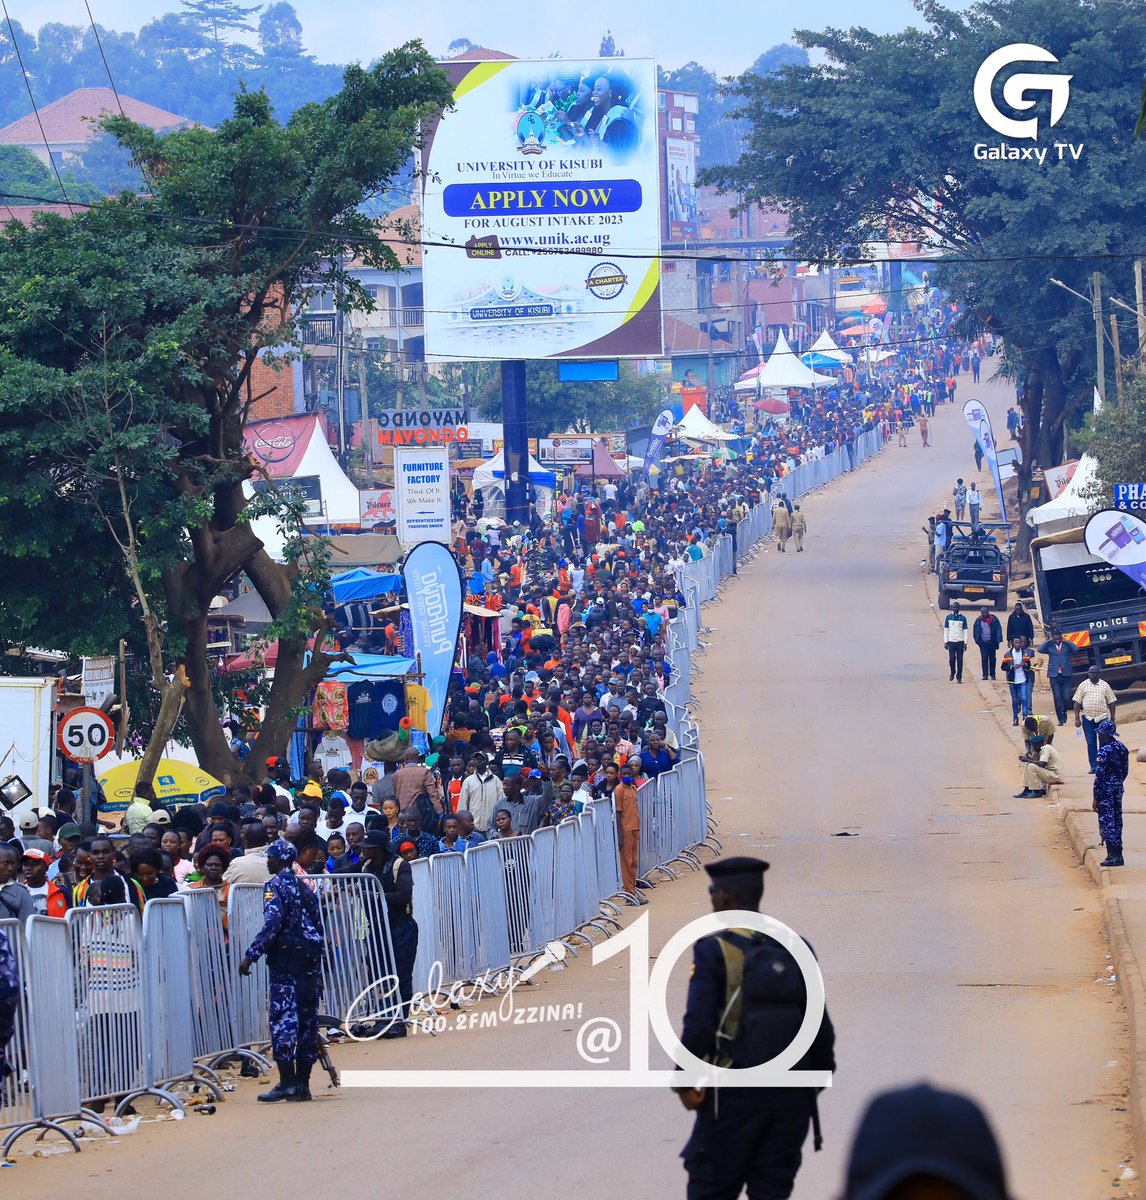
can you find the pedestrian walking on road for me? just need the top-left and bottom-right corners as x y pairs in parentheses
(240, 838), (324, 1103)
(1073, 666), (1117, 773)
(972, 438), (984, 473)
(772, 497), (791, 552)
(967, 482), (982, 529)
(973, 605), (1002, 679)
(1093, 719), (1129, 866)
(943, 602), (968, 683)
(674, 857), (835, 1200)
(1005, 601), (1034, 645)
(952, 479), (967, 521)
(1038, 628), (1074, 725)
(1002, 639), (1033, 724)
(840, 1082), (1013, 1200)
(791, 504), (807, 552)
(918, 414), (930, 447)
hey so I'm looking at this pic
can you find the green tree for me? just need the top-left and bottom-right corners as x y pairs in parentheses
(0, 47), (453, 786)
(705, 0), (1146, 554)
(1080, 371), (1146, 507)
(0, 144), (103, 205)
(258, 1), (303, 59)
(475, 362), (662, 432)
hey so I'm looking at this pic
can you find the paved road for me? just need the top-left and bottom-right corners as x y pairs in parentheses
(27, 370), (1131, 1196)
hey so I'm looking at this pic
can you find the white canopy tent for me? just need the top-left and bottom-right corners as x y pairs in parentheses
(808, 329), (852, 365)
(674, 404), (738, 442)
(733, 330), (837, 392)
(1025, 453), (1098, 533)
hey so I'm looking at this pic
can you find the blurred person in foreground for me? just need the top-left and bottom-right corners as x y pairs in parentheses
(839, 1081), (1011, 1200)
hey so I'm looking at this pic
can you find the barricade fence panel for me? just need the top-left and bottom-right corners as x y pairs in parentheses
(3, 425), (881, 1094)
(0, 919), (33, 1133)
(67, 905), (146, 1104)
(141, 899), (197, 1089)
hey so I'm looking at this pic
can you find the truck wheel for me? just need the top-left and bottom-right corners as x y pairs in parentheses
(938, 591), (950, 610)
(995, 591), (1008, 612)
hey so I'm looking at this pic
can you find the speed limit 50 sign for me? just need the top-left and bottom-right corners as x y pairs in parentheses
(58, 707), (115, 763)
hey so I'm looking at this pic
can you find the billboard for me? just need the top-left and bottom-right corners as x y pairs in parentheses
(359, 488), (395, 528)
(421, 59), (662, 360)
(393, 447), (451, 544)
(538, 437), (594, 466)
(665, 137), (698, 240)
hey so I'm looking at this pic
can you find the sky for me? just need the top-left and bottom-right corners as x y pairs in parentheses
(15, 0), (951, 75)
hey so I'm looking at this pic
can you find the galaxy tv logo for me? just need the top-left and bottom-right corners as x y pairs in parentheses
(973, 44), (1081, 165)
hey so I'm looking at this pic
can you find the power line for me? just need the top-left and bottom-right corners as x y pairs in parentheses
(2, 189), (1145, 270)
(0, 3), (74, 215)
(83, 0), (127, 120)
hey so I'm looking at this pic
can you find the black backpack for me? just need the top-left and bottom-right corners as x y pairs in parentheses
(715, 930), (835, 1073)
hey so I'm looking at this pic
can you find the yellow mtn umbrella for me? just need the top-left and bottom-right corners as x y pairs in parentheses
(98, 758), (226, 812)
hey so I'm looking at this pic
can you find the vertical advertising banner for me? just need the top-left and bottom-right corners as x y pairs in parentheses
(962, 400), (1008, 522)
(393, 446), (451, 544)
(643, 408), (675, 481)
(665, 136), (698, 240)
(402, 542), (463, 736)
(1084, 509), (1146, 590)
(421, 59), (662, 360)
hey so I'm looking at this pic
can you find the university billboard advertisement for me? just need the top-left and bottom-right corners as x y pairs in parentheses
(665, 136), (698, 240)
(421, 59), (663, 361)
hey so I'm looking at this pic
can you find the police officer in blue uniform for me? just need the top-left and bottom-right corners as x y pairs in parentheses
(239, 839), (324, 1102)
(674, 856), (835, 1200)
(1093, 719), (1129, 867)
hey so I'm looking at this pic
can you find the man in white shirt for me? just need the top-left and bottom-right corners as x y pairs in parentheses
(459, 752), (504, 834)
(223, 823), (272, 886)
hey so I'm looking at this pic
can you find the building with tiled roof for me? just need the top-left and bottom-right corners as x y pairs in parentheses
(0, 87), (196, 165)
(446, 48), (516, 61)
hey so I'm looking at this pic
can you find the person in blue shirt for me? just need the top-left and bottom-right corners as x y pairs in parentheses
(640, 732), (677, 780)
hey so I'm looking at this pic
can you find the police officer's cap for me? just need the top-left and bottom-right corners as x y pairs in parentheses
(267, 838), (297, 864)
(704, 856), (769, 890)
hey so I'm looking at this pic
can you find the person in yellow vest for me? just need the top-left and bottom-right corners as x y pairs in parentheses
(790, 504), (808, 552)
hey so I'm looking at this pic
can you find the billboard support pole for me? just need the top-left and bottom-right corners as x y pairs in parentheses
(502, 360), (529, 527)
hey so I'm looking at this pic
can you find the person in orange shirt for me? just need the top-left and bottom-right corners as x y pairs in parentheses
(614, 756), (643, 899)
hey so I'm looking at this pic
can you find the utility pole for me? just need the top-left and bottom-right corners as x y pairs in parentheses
(335, 252), (347, 466)
(1112, 314), (1125, 407)
(1135, 259), (1146, 366)
(1093, 271), (1107, 411)
(358, 334), (373, 486)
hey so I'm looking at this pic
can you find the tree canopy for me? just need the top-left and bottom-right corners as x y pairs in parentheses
(705, 0), (1146, 549)
(0, 45), (453, 784)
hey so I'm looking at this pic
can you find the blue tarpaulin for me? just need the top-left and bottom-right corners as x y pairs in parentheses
(324, 654), (416, 683)
(330, 568), (401, 605)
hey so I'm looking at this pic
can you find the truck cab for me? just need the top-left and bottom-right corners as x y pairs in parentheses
(1032, 531), (1146, 684)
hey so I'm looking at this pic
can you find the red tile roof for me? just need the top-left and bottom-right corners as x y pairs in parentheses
(0, 88), (195, 148)
(1, 203), (75, 225)
(446, 48), (516, 61)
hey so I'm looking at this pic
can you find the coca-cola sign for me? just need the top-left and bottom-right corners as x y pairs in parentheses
(250, 421), (297, 463)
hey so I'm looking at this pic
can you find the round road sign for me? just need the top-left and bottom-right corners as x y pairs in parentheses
(57, 707), (115, 764)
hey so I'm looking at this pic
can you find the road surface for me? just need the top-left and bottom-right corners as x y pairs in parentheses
(24, 369), (1132, 1197)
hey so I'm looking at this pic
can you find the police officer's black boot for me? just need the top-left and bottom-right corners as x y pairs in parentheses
(1101, 844), (1125, 867)
(258, 1058), (298, 1102)
(289, 1060), (313, 1101)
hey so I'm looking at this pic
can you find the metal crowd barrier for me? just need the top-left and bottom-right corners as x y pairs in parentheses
(0, 425), (883, 1138)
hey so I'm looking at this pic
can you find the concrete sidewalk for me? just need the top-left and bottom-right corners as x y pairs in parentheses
(926, 560), (1146, 1178)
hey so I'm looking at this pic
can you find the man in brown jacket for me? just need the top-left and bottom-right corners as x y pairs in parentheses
(615, 755), (643, 901)
(393, 748), (443, 815)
